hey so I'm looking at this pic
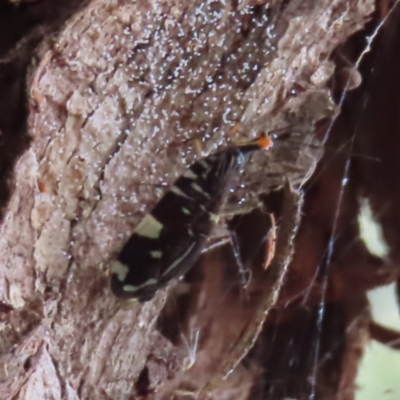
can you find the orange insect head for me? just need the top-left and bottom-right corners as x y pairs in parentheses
(255, 131), (273, 150)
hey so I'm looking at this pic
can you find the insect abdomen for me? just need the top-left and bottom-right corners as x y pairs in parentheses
(110, 135), (272, 301)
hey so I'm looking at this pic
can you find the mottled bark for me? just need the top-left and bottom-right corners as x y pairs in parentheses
(0, 0), (374, 399)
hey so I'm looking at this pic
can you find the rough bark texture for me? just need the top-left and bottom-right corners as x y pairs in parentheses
(0, 0), (381, 399)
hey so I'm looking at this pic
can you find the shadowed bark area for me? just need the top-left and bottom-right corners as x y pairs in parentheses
(0, 0), (90, 215)
(0, 0), (380, 399)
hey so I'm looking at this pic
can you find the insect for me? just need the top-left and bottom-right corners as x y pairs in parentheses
(110, 132), (273, 302)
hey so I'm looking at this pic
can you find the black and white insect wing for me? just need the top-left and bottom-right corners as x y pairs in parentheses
(110, 145), (257, 301)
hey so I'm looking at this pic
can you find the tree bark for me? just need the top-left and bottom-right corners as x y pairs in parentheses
(0, 0), (374, 399)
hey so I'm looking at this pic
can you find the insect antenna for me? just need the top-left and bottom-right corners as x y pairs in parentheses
(259, 121), (381, 167)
